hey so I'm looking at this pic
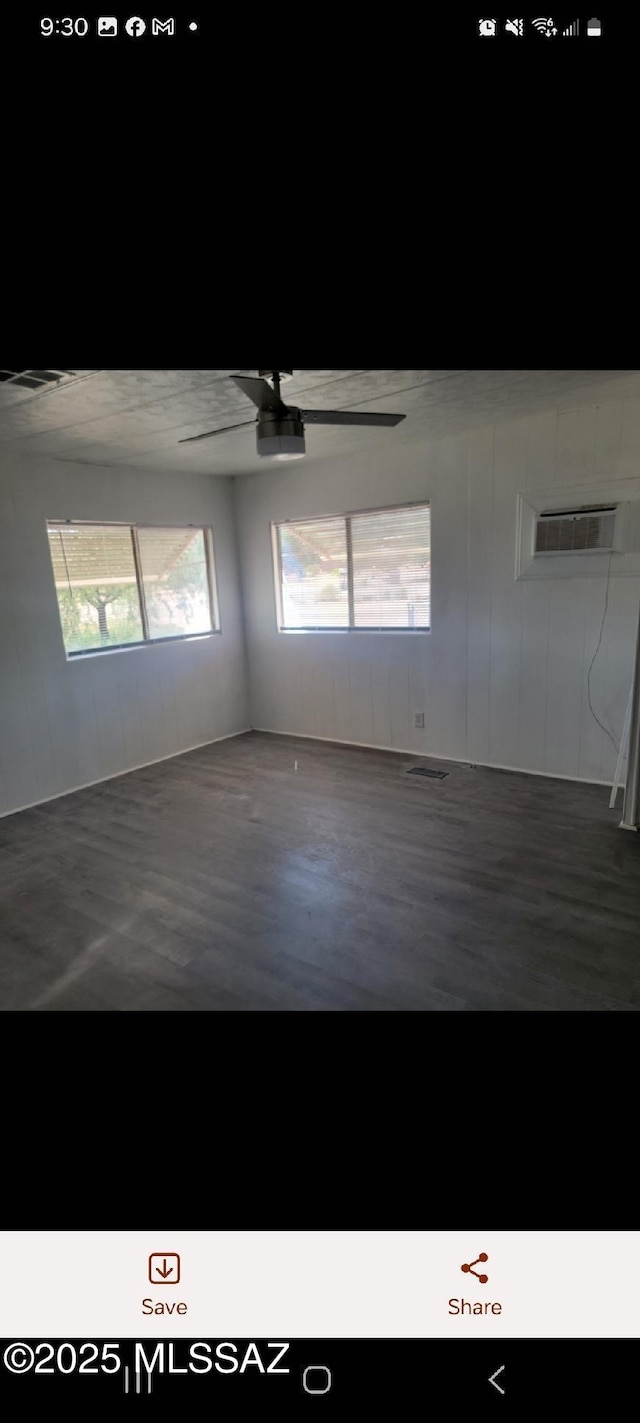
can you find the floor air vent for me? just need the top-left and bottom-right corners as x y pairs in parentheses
(407, 767), (449, 779)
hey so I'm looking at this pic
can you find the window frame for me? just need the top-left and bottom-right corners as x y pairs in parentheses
(47, 519), (220, 659)
(272, 500), (431, 635)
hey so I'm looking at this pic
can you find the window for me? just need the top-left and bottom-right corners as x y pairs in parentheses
(137, 528), (214, 640)
(47, 522), (217, 656)
(274, 502), (430, 631)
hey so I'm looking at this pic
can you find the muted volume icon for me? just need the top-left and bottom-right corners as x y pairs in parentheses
(587, 17), (601, 36)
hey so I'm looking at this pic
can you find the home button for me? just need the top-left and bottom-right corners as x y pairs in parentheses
(303, 1365), (332, 1394)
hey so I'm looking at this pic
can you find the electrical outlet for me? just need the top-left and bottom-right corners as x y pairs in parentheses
(414, 712), (425, 729)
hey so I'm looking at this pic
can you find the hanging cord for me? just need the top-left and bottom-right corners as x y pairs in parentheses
(586, 551), (619, 754)
(59, 525), (73, 595)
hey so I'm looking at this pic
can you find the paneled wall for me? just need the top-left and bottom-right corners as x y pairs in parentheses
(235, 380), (640, 783)
(0, 453), (249, 816)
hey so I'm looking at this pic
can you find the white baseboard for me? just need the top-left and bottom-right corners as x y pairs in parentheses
(250, 725), (615, 790)
(0, 723), (615, 821)
(0, 728), (254, 821)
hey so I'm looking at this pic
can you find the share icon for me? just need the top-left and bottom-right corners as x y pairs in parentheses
(460, 1252), (489, 1284)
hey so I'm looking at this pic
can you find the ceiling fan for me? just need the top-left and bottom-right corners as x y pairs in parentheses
(178, 370), (407, 460)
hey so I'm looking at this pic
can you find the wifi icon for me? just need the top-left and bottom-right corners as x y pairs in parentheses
(532, 16), (558, 36)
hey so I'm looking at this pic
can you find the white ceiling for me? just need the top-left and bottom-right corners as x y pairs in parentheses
(1, 369), (638, 477)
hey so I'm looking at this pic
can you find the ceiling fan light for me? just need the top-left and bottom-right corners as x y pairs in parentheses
(256, 419), (306, 460)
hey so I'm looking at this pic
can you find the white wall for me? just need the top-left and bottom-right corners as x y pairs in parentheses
(0, 452), (249, 817)
(235, 380), (640, 784)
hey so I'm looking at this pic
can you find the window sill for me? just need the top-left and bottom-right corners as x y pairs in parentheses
(277, 628), (430, 636)
(66, 631), (219, 660)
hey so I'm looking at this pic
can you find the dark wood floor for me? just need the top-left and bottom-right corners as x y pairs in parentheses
(1, 731), (639, 1011)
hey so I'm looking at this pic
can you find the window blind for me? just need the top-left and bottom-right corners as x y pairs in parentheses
(351, 505), (430, 629)
(275, 503), (430, 631)
(137, 527), (213, 639)
(278, 517), (349, 628)
(48, 523), (138, 590)
(47, 523), (143, 652)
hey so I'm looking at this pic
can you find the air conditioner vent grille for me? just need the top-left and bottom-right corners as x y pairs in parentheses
(535, 507), (617, 555)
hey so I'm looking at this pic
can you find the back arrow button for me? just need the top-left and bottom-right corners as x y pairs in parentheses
(489, 1365), (505, 1395)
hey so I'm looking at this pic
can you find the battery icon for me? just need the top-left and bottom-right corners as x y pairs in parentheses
(587, 17), (601, 35)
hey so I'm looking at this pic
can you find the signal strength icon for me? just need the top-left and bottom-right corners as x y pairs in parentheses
(563, 18), (579, 35)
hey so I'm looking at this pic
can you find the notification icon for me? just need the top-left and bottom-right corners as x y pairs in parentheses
(97, 16), (118, 34)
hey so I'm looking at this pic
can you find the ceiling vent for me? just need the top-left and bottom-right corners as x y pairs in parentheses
(0, 369), (76, 387)
(534, 504), (618, 555)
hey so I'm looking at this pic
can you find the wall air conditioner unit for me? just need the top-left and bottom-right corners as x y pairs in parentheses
(534, 504), (623, 557)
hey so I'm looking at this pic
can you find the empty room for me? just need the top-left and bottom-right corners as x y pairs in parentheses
(1, 368), (639, 1012)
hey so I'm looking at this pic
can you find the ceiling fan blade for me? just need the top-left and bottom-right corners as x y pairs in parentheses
(299, 409), (406, 427)
(179, 420), (254, 445)
(231, 374), (288, 415)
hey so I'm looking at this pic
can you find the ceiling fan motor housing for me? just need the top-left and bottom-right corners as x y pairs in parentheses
(258, 370), (293, 384)
(257, 411), (305, 459)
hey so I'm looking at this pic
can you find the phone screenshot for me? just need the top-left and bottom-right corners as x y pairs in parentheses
(0, 1232), (637, 1409)
(0, 15), (634, 1421)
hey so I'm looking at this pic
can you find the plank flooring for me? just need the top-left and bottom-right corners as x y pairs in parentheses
(1, 731), (639, 1011)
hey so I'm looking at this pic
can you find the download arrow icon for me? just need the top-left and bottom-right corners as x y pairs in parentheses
(148, 1252), (181, 1284)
